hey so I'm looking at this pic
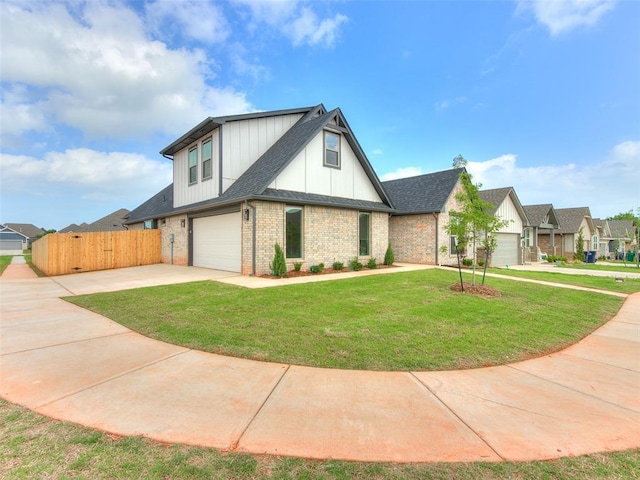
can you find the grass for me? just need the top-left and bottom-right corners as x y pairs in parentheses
(0, 255), (12, 275)
(487, 268), (640, 294)
(558, 262), (640, 273)
(2, 400), (639, 480)
(66, 269), (624, 371)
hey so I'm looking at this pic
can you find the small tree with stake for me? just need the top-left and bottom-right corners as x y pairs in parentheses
(575, 227), (585, 262)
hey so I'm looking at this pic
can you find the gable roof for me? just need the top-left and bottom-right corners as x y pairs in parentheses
(129, 105), (394, 223)
(0, 224), (30, 241)
(3, 223), (44, 239)
(607, 219), (636, 239)
(522, 204), (560, 228)
(478, 187), (528, 224)
(382, 168), (464, 215)
(160, 106), (318, 157)
(555, 207), (593, 234)
(59, 209), (130, 233)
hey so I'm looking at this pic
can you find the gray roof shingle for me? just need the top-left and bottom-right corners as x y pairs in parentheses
(382, 168), (464, 214)
(554, 207), (592, 234)
(478, 187), (512, 215)
(522, 204), (560, 228)
(126, 184), (175, 224)
(3, 223), (44, 239)
(607, 219), (636, 239)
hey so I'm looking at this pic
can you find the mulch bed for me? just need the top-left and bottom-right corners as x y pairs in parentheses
(260, 264), (396, 279)
(449, 282), (502, 297)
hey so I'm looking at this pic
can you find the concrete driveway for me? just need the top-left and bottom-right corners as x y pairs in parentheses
(1, 264), (639, 463)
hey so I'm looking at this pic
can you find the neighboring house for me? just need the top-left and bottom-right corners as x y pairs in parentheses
(605, 220), (637, 257)
(522, 204), (561, 260)
(59, 209), (130, 233)
(126, 105), (394, 275)
(592, 218), (610, 258)
(382, 168), (464, 266)
(2, 223), (44, 249)
(478, 187), (528, 267)
(548, 207), (595, 261)
(1, 224), (30, 252)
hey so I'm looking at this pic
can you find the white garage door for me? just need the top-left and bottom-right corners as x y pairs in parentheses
(491, 233), (519, 267)
(193, 213), (241, 272)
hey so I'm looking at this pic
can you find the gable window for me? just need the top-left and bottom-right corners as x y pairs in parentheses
(324, 131), (340, 168)
(202, 138), (212, 180)
(359, 212), (370, 256)
(188, 146), (198, 184)
(286, 206), (303, 258)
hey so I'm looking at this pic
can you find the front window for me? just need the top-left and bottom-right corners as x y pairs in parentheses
(188, 146), (198, 184)
(202, 138), (212, 180)
(286, 206), (303, 258)
(359, 212), (370, 256)
(592, 235), (598, 250)
(324, 131), (340, 168)
(523, 229), (531, 248)
(450, 235), (458, 253)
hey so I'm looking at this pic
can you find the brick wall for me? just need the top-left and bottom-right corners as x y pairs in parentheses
(242, 201), (388, 275)
(389, 214), (436, 264)
(158, 214), (189, 266)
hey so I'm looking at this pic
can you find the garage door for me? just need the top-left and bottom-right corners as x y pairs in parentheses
(193, 213), (241, 272)
(491, 233), (519, 267)
(0, 240), (23, 252)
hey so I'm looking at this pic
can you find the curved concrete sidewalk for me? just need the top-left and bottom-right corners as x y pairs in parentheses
(1, 265), (639, 463)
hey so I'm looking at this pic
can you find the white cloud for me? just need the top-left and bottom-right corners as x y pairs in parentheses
(465, 141), (639, 217)
(0, 1), (251, 140)
(0, 149), (173, 202)
(518, 0), (616, 35)
(380, 166), (424, 181)
(234, 0), (348, 47)
(371, 148), (384, 156)
(434, 96), (467, 112)
(144, 0), (230, 44)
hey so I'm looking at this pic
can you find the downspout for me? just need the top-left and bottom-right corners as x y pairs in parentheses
(433, 213), (439, 266)
(246, 201), (257, 276)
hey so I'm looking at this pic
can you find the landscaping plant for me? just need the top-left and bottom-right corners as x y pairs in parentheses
(384, 243), (394, 266)
(270, 243), (287, 277)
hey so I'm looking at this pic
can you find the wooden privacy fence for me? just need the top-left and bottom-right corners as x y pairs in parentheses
(33, 230), (162, 276)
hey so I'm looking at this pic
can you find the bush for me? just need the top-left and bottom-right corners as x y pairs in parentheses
(366, 257), (378, 269)
(547, 255), (568, 263)
(293, 262), (303, 272)
(349, 257), (363, 271)
(271, 243), (287, 277)
(332, 261), (344, 271)
(462, 258), (473, 267)
(477, 259), (485, 267)
(384, 243), (394, 266)
(310, 263), (324, 274)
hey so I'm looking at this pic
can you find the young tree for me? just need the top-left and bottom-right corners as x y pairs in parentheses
(446, 210), (469, 291)
(575, 227), (585, 262)
(448, 155), (509, 286)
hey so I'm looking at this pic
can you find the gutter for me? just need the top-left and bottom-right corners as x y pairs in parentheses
(245, 201), (257, 276)
(433, 213), (439, 265)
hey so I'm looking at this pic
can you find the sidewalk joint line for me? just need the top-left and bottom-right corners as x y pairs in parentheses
(408, 372), (506, 461)
(228, 364), (291, 452)
(1, 332), (131, 356)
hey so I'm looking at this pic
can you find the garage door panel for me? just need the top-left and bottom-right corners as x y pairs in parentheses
(491, 233), (519, 267)
(193, 213), (241, 272)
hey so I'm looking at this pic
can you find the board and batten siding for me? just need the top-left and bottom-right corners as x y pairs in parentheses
(494, 194), (524, 234)
(268, 130), (382, 203)
(221, 113), (304, 192)
(173, 129), (221, 208)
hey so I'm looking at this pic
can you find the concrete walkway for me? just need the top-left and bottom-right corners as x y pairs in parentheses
(1, 255), (38, 280)
(1, 264), (638, 463)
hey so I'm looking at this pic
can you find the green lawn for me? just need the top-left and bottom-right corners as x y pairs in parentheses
(66, 269), (624, 371)
(2, 400), (638, 480)
(0, 255), (12, 275)
(487, 268), (640, 294)
(557, 262), (640, 273)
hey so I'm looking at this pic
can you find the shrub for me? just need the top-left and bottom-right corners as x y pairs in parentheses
(332, 261), (344, 271)
(271, 243), (287, 277)
(310, 263), (324, 274)
(293, 262), (303, 272)
(547, 255), (567, 263)
(477, 259), (485, 267)
(384, 243), (394, 266)
(462, 258), (473, 267)
(366, 257), (378, 269)
(349, 257), (363, 271)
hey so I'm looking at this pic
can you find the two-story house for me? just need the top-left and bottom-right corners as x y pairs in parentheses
(126, 105), (394, 275)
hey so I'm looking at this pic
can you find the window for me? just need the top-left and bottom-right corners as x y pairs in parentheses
(359, 212), (370, 256)
(202, 138), (212, 180)
(188, 146), (198, 184)
(324, 131), (340, 168)
(450, 235), (458, 253)
(523, 229), (531, 248)
(143, 219), (157, 229)
(592, 235), (598, 250)
(286, 206), (303, 258)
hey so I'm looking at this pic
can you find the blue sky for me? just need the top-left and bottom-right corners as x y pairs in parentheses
(1, 0), (638, 230)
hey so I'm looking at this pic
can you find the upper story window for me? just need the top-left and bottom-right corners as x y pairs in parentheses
(188, 146), (198, 185)
(202, 138), (212, 180)
(324, 131), (340, 168)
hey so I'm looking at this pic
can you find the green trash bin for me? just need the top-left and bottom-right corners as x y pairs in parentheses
(626, 252), (636, 262)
